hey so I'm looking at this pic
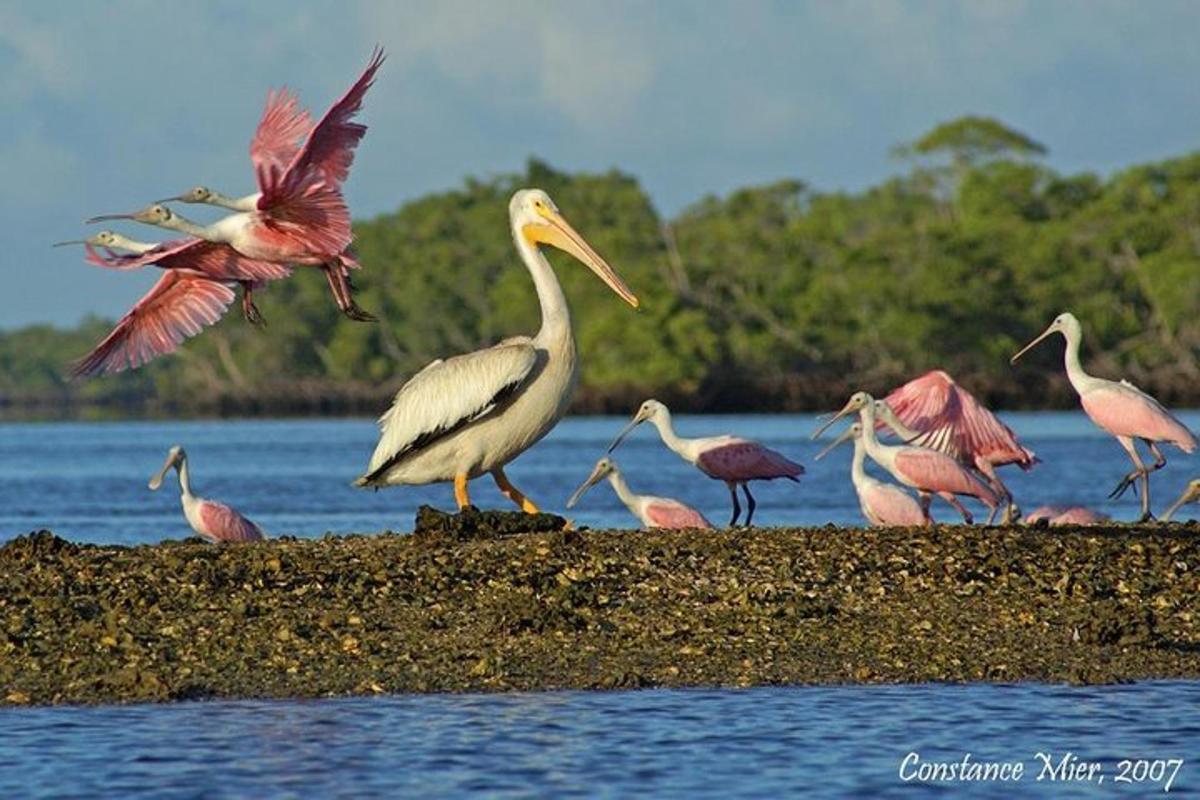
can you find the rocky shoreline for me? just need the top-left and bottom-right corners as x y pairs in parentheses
(2, 510), (1199, 706)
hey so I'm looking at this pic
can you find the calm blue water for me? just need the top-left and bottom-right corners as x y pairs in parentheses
(2, 414), (1198, 797)
(1, 683), (1197, 798)
(1, 411), (1198, 545)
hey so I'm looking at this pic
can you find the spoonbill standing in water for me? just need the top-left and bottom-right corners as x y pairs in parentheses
(813, 393), (999, 524)
(567, 457), (712, 529)
(88, 49), (385, 321)
(354, 189), (639, 512)
(149, 446), (264, 543)
(815, 422), (927, 527)
(877, 370), (1036, 523)
(1162, 479), (1200, 522)
(608, 400), (804, 527)
(1011, 312), (1196, 521)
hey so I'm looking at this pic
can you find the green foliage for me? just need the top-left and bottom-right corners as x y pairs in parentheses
(3, 121), (1199, 417)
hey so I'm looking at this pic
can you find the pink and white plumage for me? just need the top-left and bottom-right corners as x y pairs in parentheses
(149, 445), (264, 543)
(567, 457), (712, 530)
(1023, 505), (1109, 526)
(609, 399), (802, 526)
(1012, 312), (1197, 521)
(879, 369), (1035, 522)
(88, 49), (385, 321)
(814, 392), (999, 524)
(71, 271), (236, 377)
(816, 422), (928, 527)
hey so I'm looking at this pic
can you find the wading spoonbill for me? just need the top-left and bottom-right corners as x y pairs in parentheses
(149, 446), (264, 543)
(1011, 312), (1196, 521)
(814, 393), (999, 524)
(354, 189), (639, 512)
(815, 422), (927, 527)
(608, 400), (804, 527)
(566, 457), (712, 529)
(1162, 479), (1200, 522)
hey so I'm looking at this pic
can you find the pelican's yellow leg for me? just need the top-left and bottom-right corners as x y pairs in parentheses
(454, 473), (471, 510)
(491, 468), (541, 513)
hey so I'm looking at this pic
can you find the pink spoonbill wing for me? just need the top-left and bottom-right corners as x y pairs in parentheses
(696, 441), (804, 481)
(645, 501), (712, 529)
(1081, 385), (1197, 452)
(71, 273), (235, 377)
(250, 87), (314, 176)
(87, 238), (292, 282)
(861, 483), (926, 526)
(893, 447), (996, 502)
(198, 499), (264, 542)
(884, 370), (1036, 468)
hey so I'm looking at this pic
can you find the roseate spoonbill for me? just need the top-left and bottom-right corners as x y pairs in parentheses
(157, 48), (383, 211)
(876, 370), (1036, 523)
(813, 392), (999, 524)
(815, 422), (927, 527)
(88, 50), (385, 321)
(566, 457), (712, 529)
(1022, 505), (1110, 526)
(354, 190), (639, 512)
(1162, 479), (1200, 522)
(607, 400), (804, 527)
(149, 445), (264, 543)
(1011, 312), (1197, 521)
(55, 231), (290, 326)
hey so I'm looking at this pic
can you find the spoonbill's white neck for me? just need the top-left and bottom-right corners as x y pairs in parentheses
(206, 191), (260, 212)
(606, 467), (640, 511)
(856, 403), (890, 462)
(1059, 326), (1092, 393)
(154, 211), (221, 242)
(512, 216), (570, 342)
(648, 407), (691, 459)
(110, 235), (158, 254)
(174, 455), (195, 500)
(849, 434), (870, 484)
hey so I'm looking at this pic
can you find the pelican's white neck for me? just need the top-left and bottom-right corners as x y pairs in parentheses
(512, 221), (570, 342)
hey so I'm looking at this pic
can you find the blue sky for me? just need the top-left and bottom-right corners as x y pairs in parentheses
(2, 0), (1199, 327)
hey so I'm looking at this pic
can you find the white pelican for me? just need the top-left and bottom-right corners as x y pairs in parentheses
(354, 189), (639, 511)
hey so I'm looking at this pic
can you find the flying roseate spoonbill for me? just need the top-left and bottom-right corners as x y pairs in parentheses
(354, 190), (639, 512)
(156, 47), (384, 212)
(149, 445), (264, 543)
(607, 400), (803, 527)
(88, 50), (385, 321)
(876, 370), (1036, 524)
(566, 457), (712, 530)
(1022, 505), (1110, 526)
(55, 231), (290, 326)
(815, 422), (928, 527)
(813, 393), (999, 524)
(1011, 312), (1197, 521)
(1162, 479), (1200, 521)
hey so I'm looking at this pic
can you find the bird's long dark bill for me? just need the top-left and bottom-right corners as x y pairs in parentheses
(153, 196), (185, 204)
(525, 212), (639, 308)
(607, 418), (642, 453)
(815, 427), (855, 460)
(85, 212), (137, 224)
(148, 454), (176, 490)
(810, 400), (857, 439)
(1010, 326), (1056, 364)
(52, 240), (88, 247)
(566, 468), (606, 509)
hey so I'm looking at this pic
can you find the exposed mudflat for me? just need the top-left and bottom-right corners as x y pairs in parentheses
(2, 508), (1198, 706)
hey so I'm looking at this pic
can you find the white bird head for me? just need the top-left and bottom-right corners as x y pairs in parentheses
(148, 445), (186, 490)
(156, 185), (214, 204)
(87, 203), (176, 227)
(608, 398), (668, 452)
(812, 391), (874, 439)
(53, 231), (125, 249)
(1011, 312), (1081, 364)
(510, 188), (639, 308)
(815, 421), (862, 460)
(566, 456), (618, 509)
